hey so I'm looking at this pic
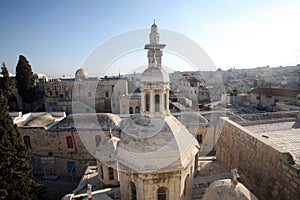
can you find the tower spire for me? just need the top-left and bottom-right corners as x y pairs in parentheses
(145, 21), (166, 68)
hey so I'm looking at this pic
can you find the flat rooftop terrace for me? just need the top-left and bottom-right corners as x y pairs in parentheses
(242, 119), (300, 164)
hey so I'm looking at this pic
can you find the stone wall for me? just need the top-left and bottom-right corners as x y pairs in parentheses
(19, 127), (96, 177)
(215, 118), (300, 200)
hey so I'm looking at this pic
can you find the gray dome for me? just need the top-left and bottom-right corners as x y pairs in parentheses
(140, 67), (170, 84)
(202, 179), (258, 200)
(96, 136), (120, 162)
(117, 115), (199, 172)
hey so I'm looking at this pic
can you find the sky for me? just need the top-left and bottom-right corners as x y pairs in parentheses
(1, 0), (300, 77)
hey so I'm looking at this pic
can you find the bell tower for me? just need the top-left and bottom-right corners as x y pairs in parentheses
(145, 20), (166, 68)
(140, 21), (170, 118)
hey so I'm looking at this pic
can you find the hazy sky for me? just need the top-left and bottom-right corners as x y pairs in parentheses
(1, 0), (300, 77)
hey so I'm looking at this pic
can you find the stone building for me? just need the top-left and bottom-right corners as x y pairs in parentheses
(14, 112), (123, 178)
(116, 22), (199, 200)
(249, 87), (300, 111)
(13, 112), (94, 177)
(44, 68), (128, 114)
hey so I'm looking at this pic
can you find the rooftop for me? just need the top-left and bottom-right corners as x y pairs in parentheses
(250, 87), (300, 97)
(243, 120), (300, 164)
(49, 113), (121, 131)
(13, 112), (65, 129)
(232, 111), (300, 165)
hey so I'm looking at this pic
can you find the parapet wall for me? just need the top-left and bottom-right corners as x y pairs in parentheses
(215, 117), (300, 200)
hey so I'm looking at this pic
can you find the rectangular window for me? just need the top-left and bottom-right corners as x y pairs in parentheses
(66, 136), (74, 148)
(23, 136), (31, 149)
(88, 91), (92, 97)
(256, 96), (260, 100)
(67, 161), (76, 173)
(105, 91), (109, 97)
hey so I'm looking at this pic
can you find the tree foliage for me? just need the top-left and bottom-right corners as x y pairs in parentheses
(15, 55), (35, 103)
(0, 90), (44, 199)
(0, 62), (13, 97)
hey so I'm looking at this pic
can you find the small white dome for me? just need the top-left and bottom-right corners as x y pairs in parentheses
(140, 67), (169, 84)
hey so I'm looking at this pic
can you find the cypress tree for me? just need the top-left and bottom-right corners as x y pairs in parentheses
(0, 90), (44, 199)
(15, 55), (36, 103)
(0, 62), (13, 97)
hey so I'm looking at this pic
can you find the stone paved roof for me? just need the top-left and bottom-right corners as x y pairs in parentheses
(50, 113), (121, 131)
(16, 112), (65, 129)
(244, 120), (300, 164)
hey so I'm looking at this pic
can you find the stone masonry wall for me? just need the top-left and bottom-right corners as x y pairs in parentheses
(215, 118), (300, 200)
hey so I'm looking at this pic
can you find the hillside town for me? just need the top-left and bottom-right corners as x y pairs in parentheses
(1, 22), (299, 200)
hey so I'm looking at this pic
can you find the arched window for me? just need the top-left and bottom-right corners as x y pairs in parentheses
(155, 94), (160, 112)
(23, 136), (31, 149)
(135, 106), (140, 114)
(66, 136), (74, 149)
(131, 182), (137, 200)
(108, 167), (114, 180)
(95, 135), (101, 147)
(157, 187), (168, 200)
(145, 93), (150, 112)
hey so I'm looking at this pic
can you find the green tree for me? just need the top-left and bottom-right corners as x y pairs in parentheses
(0, 90), (44, 199)
(15, 55), (35, 103)
(0, 62), (13, 97)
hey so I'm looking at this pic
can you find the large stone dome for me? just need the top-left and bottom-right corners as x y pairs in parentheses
(117, 115), (199, 172)
(75, 68), (88, 78)
(140, 67), (170, 84)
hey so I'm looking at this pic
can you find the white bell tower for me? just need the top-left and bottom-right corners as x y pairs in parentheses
(140, 21), (170, 118)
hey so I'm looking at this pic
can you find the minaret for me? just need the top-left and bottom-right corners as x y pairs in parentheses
(140, 21), (170, 118)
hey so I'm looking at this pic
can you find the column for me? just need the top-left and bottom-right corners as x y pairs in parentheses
(166, 89), (170, 115)
(160, 90), (164, 112)
(141, 90), (145, 116)
(150, 90), (155, 116)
